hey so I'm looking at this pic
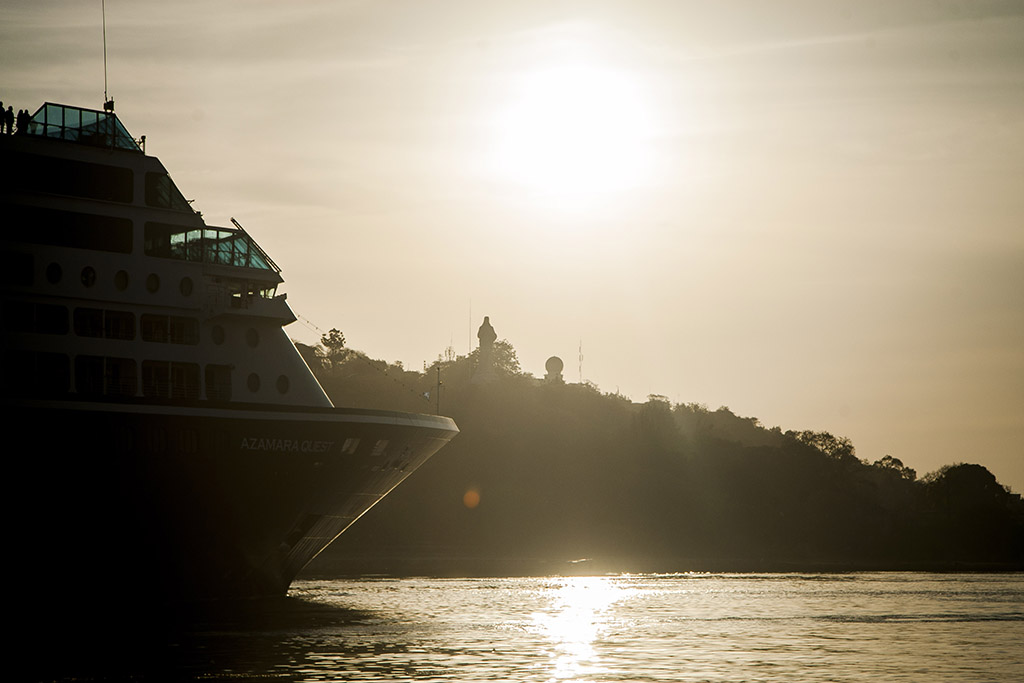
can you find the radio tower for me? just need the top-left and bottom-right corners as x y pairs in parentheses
(578, 339), (583, 384)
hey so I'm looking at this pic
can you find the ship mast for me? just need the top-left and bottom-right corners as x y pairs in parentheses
(102, 0), (113, 112)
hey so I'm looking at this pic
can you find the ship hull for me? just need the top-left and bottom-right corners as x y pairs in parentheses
(11, 399), (457, 603)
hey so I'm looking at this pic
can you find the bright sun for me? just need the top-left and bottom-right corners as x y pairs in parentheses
(489, 64), (657, 209)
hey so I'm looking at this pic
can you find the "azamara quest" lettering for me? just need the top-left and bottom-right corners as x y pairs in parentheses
(240, 437), (335, 453)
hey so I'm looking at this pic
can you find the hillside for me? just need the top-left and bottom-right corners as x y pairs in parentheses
(298, 337), (1024, 576)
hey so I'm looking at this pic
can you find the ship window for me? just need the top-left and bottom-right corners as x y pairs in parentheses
(179, 277), (193, 296)
(105, 357), (137, 396)
(8, 151), (133, 203)
(74, 356), (102, 393)
(205, 364), (232, 401)
(114, 270), (129, 291)
(21, 105), (139, 151)
(229, 281), (245, 308)
(144, 222), (279, 272)
(142, 360), (171, 398)
(247, 373), (261, 393)
(141, 315), (198, 345)
(141, 361), (200, 399)
(74, 355), (104, 395)
(104, 310), (136, 340)
(46, 262), (62, 284)
(2, 250), (33, 286)
(145, 172), (192, 211)
(10, 206), (133, 254)
(276, 374), (290, 394)
(169, 317), (199, 345)
(141, 314), (169, 342)
(146, 273), (160, 293)
(80, 266), (96, 287)
(74, 308), (104, 338)
(245, 328), (259, 348)
(171, 362), (200, 399)
(75, 308), (135, 340)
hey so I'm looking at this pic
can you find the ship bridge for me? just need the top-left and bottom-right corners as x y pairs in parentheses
(145, 219), (290, 321)
(143, 220), (281, 275)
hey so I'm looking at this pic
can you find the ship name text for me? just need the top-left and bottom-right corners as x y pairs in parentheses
(240, 437), (335, 453)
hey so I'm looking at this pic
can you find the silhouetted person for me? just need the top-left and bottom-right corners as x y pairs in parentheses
(16, 109), (29, 135)
(4, 106), (13, 135)
(0, 102), (5, 134)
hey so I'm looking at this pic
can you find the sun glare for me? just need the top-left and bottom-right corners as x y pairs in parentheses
(490, 64), (657, 210)
(531, 576), (637, 679)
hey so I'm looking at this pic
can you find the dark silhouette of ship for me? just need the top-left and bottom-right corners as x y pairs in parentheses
(0, 102), (458, 604)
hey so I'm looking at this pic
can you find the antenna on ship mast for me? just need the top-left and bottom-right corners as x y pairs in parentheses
(102, 0), (114, 112)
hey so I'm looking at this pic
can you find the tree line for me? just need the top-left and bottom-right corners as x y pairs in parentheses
(298, 332), (1024, 576)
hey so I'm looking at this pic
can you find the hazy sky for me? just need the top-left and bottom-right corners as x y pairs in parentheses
(3, 1), (1022, 492)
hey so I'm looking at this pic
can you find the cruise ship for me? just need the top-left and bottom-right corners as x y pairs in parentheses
(0, 102), (458, 603)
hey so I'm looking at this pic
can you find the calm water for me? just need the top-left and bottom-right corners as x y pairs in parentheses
(43, 573), (1024, 681)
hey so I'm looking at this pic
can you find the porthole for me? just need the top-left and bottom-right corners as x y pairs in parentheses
(245, 328), (259, 348)
(247, 373), (261, 392)
(114, 270), (129, 291)
(179, 277), (193, 296)
(80, 266), (96, 287)
(211, 324), (226, 345)
(46, 262), (62, 284)
(146, 273), (160, 293)
(276, 374), (290, 394)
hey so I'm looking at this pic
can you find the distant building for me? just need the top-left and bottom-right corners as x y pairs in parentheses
(545, 356), (564, 383)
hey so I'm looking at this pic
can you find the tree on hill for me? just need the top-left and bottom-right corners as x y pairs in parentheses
(790, 430), (858, 463)
(873, 455), (917, 481)
(320, 328), (351, 369)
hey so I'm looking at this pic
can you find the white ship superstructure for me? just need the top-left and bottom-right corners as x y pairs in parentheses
(3, 103), (331, 408)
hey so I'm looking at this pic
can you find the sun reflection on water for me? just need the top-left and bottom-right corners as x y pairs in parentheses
(531, 576), (637, 680)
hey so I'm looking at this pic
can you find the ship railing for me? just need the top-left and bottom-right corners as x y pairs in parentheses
(202, 283), (294, 323)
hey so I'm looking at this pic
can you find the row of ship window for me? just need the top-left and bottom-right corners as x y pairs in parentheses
(3, 301), (200, 344)
(44, 261), (194, 297)
(6, 249), (197, 296)
(3, 351), (290, 399)
(2, 301), (261, 348)
(11, 150), (190, 210)
(9, 204), (278, 277)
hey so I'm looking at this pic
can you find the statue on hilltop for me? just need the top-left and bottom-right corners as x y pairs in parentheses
(473, 316), (497, 384)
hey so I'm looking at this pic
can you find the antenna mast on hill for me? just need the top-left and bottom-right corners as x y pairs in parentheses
(578, 339), (583, 384)
(101, 0), (113, 112)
